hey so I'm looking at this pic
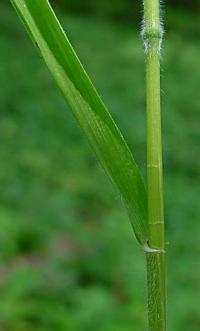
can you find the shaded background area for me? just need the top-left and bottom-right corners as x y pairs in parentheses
(0, 1), (200, 330)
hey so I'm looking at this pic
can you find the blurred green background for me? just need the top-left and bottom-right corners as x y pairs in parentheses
(0, 1), (200, 330)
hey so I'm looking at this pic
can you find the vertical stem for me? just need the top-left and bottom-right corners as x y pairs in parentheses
(143, 0), (166, 330)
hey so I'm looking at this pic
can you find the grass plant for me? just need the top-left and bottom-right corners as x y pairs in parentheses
(10, 0), (166, 330)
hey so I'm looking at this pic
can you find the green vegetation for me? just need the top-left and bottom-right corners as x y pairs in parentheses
(0, 2), (200, 331)
(54, 0), (200, 22)
(9, 1), (165, 329)
(10, 0), (148, 248)
(143, 1), (166, 330)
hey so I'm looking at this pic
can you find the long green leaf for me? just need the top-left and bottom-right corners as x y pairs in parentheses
(10, 0), (148, 246)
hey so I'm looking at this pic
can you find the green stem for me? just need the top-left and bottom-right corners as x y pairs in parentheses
(143, 0), (166, 330)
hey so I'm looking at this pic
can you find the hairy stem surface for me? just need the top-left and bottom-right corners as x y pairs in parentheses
(143, 0), (166, 330)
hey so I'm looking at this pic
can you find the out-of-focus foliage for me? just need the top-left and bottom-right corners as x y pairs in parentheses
(0, 2), (200, 331)
(54, 0), (200, 23)
(55, 0), (137, 21)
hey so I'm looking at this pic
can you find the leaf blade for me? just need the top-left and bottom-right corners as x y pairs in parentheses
(10, 0), (148, 245)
